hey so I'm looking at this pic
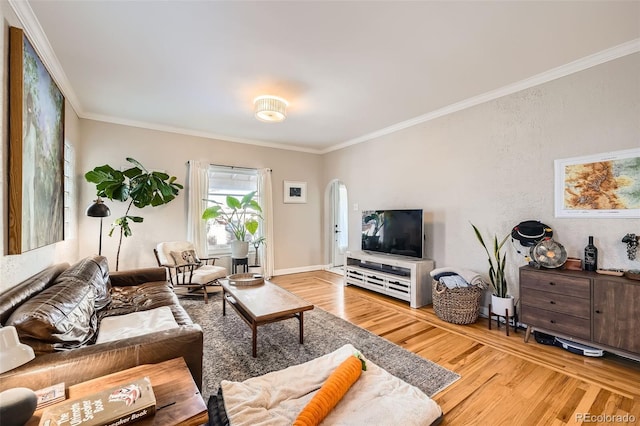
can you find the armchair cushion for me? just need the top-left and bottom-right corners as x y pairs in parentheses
(157, 241), (200, 267)
(170, 249), (199, 266)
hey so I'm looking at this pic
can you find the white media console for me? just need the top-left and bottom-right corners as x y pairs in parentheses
(344, 251), (435, 308)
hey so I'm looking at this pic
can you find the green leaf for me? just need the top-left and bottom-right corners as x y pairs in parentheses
(241, 191), (256, 207)
(245, 219), (259, 236)
(126, 157), (147, 172)
(226, 196), (241, 210)
(248, 200), (262, 213)
(123, 167), (143, 179)
(202, 205), (223, 220)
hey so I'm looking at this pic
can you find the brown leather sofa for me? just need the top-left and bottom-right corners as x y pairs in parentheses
(0, 256), (203, 392)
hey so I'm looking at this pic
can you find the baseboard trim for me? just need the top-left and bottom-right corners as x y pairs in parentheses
(274, 264), (325, 276)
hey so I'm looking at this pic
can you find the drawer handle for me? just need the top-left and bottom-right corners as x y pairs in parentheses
(548, 282), (556, 286)
(550, 320), (556, 324)
(595, 310), (602, 314)
(549, 301), (556, 304)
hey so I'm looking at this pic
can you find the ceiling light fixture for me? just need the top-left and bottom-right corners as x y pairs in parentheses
(254, 95), (288, 123)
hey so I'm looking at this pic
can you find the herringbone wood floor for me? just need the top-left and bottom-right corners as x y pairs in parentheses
(270, 271), (640, 426)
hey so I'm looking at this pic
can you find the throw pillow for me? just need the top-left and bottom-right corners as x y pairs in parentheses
(170, 250), (200, 266)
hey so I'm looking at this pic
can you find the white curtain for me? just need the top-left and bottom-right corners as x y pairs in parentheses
(187, 160), (209, 257)
(258, 168), (274, 278)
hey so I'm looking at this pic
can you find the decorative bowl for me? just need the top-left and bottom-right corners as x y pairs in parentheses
(227, 273), (264, 286)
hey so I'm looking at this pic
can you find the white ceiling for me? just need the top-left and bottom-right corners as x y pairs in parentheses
(17, 1), (640, 153)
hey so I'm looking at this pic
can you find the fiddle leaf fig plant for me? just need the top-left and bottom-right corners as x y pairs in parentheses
(202, 191), (262, 241)
(85, 157), (183, 270)
(471, 223), (509, 298)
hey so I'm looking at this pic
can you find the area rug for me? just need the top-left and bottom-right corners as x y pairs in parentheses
(180, 293), (460, 401)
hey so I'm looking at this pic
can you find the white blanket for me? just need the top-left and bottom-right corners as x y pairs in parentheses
(96, 306), (179, 344)
(430, 266), (486, 288)
(221, 344), (443, 426)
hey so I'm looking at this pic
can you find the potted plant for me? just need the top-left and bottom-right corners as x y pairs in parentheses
(471, 223), (514, 316)
(202, 191), (262, 259)
(85, 158), (183, 270)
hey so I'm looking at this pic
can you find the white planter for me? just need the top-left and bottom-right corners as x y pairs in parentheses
(231, 241), (249, 259)
(491, 294), (515, 317)
(248, 265), (263, 275)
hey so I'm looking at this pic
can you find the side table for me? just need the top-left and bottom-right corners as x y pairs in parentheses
(27, 357), (207, 426)
(232, 257), (248, 274)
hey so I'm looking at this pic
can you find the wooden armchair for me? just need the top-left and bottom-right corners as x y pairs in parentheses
(154, 241), (228, 304)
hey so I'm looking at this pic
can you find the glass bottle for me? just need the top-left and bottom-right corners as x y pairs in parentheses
(584, 236), (598, 272)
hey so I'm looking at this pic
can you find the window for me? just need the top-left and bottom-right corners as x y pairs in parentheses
(63, 141), (75, 240)
(205, 165), (259, 254)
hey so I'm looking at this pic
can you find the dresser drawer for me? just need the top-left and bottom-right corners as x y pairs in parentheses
(520, 269), (590, 298)
(520, 287), (590, 319)
(521, 305), (591, 340)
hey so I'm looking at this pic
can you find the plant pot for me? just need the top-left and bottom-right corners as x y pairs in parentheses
(248, 265), (262, 275)
(491, 294), (514, 317)
(231, 241), (249, 259)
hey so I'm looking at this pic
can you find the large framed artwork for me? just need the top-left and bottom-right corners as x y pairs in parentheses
(554, 148), (640, 219)
(8, 27), (65, 254)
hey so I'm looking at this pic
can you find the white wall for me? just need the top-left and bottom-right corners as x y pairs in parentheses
(323, 53), (640, 302)
(0, 5), (80, 292)
(77, 120), (324, 273)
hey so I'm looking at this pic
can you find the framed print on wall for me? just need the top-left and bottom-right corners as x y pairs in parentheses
(8, 27), (65, 254)
(284, 181), (307, 204)
(554, 148), (640, 219)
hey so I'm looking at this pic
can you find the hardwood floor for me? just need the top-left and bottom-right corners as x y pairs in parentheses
(270, 271), (640, 426)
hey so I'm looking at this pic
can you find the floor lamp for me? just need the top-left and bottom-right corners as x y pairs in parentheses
(86, 197), (111, 256)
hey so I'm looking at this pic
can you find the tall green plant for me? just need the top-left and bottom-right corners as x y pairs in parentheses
(471, 223), (509, 297)
(85, 157), (183, 270)
(202, 191), (262, 241)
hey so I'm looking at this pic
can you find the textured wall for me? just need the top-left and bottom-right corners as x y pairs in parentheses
(323, 53), (640, 302)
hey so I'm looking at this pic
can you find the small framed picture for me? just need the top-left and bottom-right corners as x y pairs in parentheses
(284, 181), (307, 204)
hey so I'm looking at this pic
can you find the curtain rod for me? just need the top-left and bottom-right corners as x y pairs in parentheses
(186, 161), (271, 172)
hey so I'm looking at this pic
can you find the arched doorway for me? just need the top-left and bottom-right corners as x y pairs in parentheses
(327, 179), (348, 273)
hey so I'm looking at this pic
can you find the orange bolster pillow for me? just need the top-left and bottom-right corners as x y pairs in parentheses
(293, 355), (365, 426)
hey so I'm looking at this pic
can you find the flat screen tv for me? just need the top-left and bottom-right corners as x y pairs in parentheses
(361, 209), (424, 259)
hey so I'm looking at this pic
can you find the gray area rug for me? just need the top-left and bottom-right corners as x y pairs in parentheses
(180, 292), (460, 401)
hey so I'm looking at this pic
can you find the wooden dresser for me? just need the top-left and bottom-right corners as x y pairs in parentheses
(520, 266), (640, 360)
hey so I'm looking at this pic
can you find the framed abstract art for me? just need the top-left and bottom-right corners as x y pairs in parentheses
(8, 27), (65, 254)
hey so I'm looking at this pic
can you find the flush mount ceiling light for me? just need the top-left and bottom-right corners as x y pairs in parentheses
(254, 95), (288, 123)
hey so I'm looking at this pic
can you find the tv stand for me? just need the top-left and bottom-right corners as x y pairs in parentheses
(344, 251), (434, 308)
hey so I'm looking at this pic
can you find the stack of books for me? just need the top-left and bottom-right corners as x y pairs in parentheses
(35, 383), (66, 411)
(39, 377), (156, 426)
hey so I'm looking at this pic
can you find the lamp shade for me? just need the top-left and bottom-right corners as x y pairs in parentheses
(86, 197), (111, 217)
(254, 95), (288, 123)
(0, 326), (35, 373)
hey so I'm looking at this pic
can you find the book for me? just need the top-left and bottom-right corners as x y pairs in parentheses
(39, 377), (156, 426)
(35, 382), (66, 410)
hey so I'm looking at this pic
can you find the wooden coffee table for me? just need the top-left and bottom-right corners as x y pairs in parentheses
(26, 357), (207, 426)
(221, 280), (314, 357)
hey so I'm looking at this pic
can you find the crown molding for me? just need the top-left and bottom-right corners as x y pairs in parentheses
(323, 38), (640, 154)
(82, 113), (324, 155)
(9, 0), (84, 116)
(8, 1), (639, 156)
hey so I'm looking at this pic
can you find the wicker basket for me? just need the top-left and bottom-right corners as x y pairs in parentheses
(432, 280), (483, 325)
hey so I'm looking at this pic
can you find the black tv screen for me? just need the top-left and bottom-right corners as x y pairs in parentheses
(361, 209), (424, 259)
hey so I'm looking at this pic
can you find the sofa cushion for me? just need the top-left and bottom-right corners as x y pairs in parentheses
(0, 263), (69, 325)
(6, 277), (97, 354)
(57, 256), (112, 311)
